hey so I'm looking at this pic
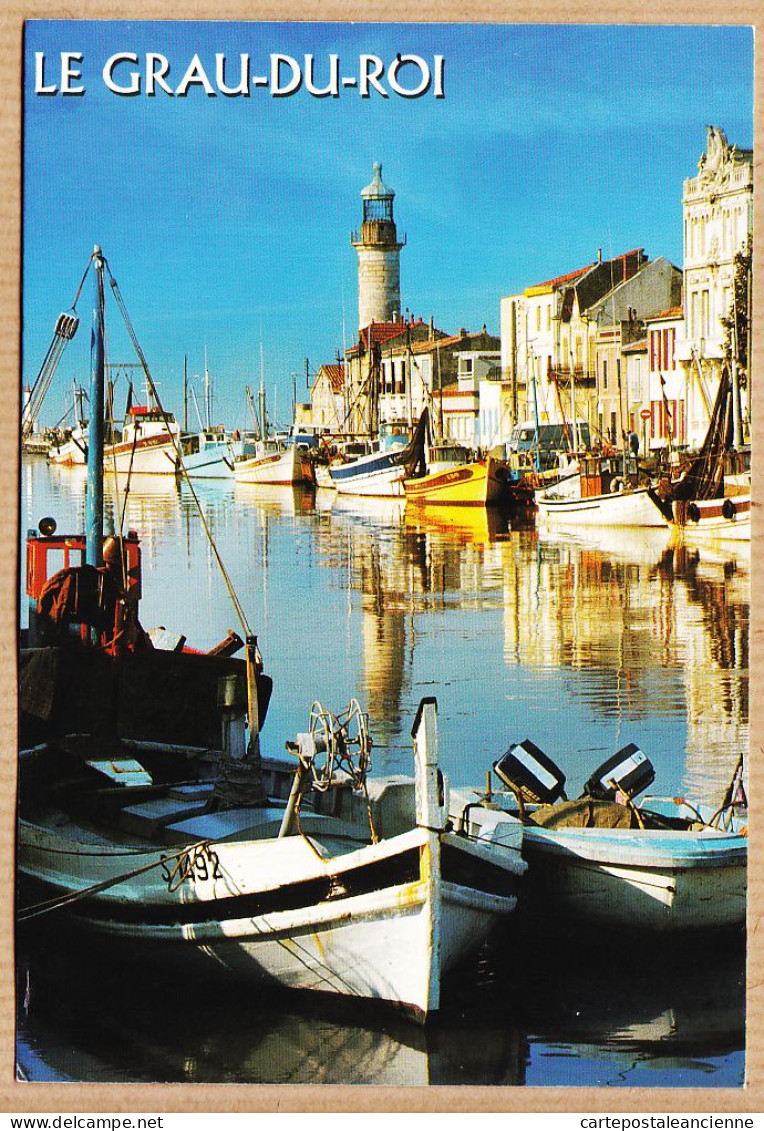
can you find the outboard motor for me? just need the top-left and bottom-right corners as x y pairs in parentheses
(494, 740), (567, 805)
(582, 743), (655, 801)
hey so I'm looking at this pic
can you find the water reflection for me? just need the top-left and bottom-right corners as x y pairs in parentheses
(16, 924), (743, 1087)
(17, 458), (749, 1086)
(20, 458), (749, 807)
(15, 938), (527, 1086)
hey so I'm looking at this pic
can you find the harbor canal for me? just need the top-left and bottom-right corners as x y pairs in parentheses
(17, 457), (748, 1088)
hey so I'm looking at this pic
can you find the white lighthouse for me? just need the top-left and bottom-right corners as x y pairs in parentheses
(351, 163), (405, 331)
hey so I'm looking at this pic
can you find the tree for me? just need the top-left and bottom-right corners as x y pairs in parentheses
(722, 237), (752, 386)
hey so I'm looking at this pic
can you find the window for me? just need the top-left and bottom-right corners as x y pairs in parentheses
(602, 359), (608, 389)
(536, 306), (541, 331)
(701, 291), (710, 337)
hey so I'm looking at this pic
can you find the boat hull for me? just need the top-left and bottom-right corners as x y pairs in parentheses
(536, 487), (668, 528)
(104, 435), (180, 475)
(330, 450), (408, 497)
(520, 822), (746, 932)
(234, 445), (312, 486)
(18, 818), (522, 1020)
(671, 496), (751, 542)
(404, 458), (503, 506)
(48, 432), (87, 466)
(314, 464), (336, 489)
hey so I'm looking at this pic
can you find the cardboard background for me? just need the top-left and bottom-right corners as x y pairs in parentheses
(2, 4), (761, 1113)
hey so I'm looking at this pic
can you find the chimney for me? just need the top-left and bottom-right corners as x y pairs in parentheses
(597, 248), (602, 263)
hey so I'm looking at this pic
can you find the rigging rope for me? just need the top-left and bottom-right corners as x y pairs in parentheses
(102, 258), (252, 640)
(23, 258), (93, 437)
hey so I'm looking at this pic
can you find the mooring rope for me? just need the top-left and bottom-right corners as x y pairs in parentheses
(17, 838), (214, 922)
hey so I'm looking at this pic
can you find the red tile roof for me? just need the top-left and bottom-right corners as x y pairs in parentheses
(529, 249), (647, 292)
(411, 333), (464, 353)
(531, 263), (595, 290)
(648, 306), (684, 322)
(317, 364), (345, 392)
(433, 386), (477, 398)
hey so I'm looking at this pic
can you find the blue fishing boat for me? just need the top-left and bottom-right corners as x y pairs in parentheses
(329, 410), (429, 496)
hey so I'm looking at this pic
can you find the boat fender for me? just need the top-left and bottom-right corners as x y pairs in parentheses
(722, 498), (736, 520)
(687, 502), (701, 523)
(610, 478), (623, 493)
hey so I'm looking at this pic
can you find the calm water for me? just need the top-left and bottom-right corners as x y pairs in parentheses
(17, 457), (749, 1088)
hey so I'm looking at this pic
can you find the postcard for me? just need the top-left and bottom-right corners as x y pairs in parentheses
(7, 13), (759, 1114)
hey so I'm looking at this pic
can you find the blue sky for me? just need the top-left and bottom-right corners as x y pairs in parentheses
(23, 21), (754, 431)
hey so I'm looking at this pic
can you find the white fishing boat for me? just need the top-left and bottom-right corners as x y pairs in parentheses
(663, 371), (750, 544)
(233, 438), (313, 486)
(48, 425), (88, 467)
(104, 404), (182, 475)
(536, 455), (668, 528)
(18, 247), (525, 1023)
(475, 739), (747, 934)
(330, 412), (429, 497)
(48, 383), (89, 466)
(671, 495), (751, 543)
(18, 694), (525, 1022)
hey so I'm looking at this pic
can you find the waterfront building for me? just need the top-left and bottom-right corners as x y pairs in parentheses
(351, 163), (406, 331)
(621, 337), (650, 453)
(675, 126), (753, 448)
(588, 257), (683, 444)
(645, 307), (686, 450)
(499, 249), (649, 440)
(342, 317), (439, 436)
(428, 333), (500, 445)
(309, 363), (347, 435)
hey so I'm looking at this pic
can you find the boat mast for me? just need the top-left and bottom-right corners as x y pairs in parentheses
(204, 345), (212, 431)
(529, 347), (540, 473)
(86, 245), (105, 569)
(569, 346), (578, 450)
(259, 336), (267, 440)
(183, 354), (188, 432)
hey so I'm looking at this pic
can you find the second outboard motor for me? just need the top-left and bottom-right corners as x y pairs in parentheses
(582, 743), (655, 801)
(494, 740), (567, 805)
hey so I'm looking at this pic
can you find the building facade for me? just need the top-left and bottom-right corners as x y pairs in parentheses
(675, 126), (753, 447)
(646, 308), (686, 450)
(500, 250), (650, 437)
(309, 364), (347, 434)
